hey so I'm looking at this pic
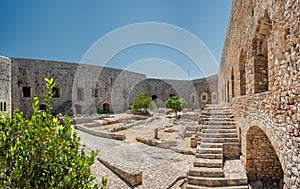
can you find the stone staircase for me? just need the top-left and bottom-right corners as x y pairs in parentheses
(186, 105), (248, 189)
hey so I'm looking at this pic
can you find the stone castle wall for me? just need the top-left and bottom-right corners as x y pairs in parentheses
(7, 57), (217, 116)
(0, 56), (11, 116)
(218, 0), (300, 188)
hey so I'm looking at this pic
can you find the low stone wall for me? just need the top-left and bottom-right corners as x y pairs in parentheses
(97, 157), (142, 186)
(74, 124), (126, 140)
(223, 143), (241, 159)
(136, 136), (177, 148)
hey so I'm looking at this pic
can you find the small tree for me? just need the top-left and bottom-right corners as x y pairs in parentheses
(131, 92), (156, 115)
(165, 96), (187, 117)
(0, 78), (106, 189)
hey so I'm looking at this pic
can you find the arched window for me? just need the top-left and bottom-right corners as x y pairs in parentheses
(253, 11), (272, 93)
(103, 103), (110, 113)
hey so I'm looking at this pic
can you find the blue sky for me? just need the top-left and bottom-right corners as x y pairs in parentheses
(0, 0), (232, 79)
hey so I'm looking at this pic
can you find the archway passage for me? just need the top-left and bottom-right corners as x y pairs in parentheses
(246, 126), (283, 188)
(103, 103), (110, 113)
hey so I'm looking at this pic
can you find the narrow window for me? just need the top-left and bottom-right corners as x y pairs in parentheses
(231, 69), (235, 98)
(240, 50), (246, 95)
(0, 102), (2, 111)
(53, 87), (60, 98)
(3, 102), (6, 111)
(22, 87), (31, 97)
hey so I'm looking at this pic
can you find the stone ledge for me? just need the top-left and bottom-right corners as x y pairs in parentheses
(136, 136), (177, 148)
(97, 157), (142, 186)
(74, 124), (126, 140)
(170, 147), (196, 155)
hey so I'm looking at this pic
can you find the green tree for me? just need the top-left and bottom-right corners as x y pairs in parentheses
(165, 96), (187, 117)
(130, 92), (156, 115)
(0, 78), (106, 189)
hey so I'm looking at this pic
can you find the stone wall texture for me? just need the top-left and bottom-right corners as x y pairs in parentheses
(4, 58), (217, 116)
(218, 0), (300, 188)
(0, 56), (11, 116)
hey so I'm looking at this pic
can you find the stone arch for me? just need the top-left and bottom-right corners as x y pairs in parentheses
(246, 126), (283, 188)
(152, 95), (157, 100)
(239, 50), (246, 96)
(252, 10), (272, 93)
(103, 103), (110, 113)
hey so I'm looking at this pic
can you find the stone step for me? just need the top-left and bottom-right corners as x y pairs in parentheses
(200, 117), (234, 121)
(187, 126), (199, 131)
(186, 184), (249, 189)
(194, 158), (223, 168)
(199, 114), (234, 118)
(188, 167), (224, 177)
(187, 176), (248, 187)
(202, 129), (237, 133)
(201, 125), (237, 129)
(199, 143), (223, 148)
(196, 153), (223, 159)
(186, 131), (197, 137)
(197, 147), (223, 154)
(203, 133), (238, 138)
(201, 138), (239, 143)
(201, 111), (232, 115)
(202, 121), (236, 125)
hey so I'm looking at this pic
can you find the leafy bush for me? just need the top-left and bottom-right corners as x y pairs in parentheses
(0, 78), (106, 189)
(165, 96), (187, 117)
(130, 92), (156, 115)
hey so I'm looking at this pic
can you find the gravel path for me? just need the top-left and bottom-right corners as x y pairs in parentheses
(78, 130), (194, 188)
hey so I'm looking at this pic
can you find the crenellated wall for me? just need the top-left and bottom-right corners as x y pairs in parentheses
(218, 0), (300, 188)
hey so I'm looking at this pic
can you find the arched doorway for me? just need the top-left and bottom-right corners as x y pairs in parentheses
(152, 95), (157, 100)
(246, 126), (283, 188)
(39, 104), (47, 111)
(103, 103), (110, 113)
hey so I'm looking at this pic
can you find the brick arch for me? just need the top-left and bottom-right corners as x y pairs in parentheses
(246, 125), (284, 188)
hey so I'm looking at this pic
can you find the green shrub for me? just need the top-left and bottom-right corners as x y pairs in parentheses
(165, 96), (187, 117)
(130, 92), (156, 115)
(0, 78), (106, 189)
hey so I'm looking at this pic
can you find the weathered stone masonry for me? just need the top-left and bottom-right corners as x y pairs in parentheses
(1, 58), (218, 116)
(0, 56), (11, 117)
(218, 0), (300, 188)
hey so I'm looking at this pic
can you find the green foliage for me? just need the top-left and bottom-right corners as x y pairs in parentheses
(0, 78), (106, 189)
(130, 92), (156, 115)
(165, 96), (187, 117)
